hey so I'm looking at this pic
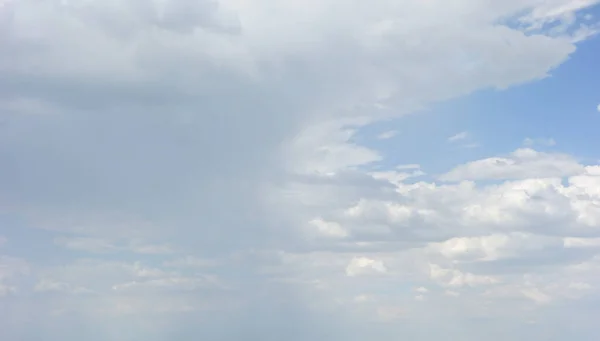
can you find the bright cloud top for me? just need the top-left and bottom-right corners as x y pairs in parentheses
(1, 1), (600, 340)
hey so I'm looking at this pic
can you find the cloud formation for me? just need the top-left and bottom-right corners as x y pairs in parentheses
(1, 0), (600, 340)
(439, 148), (585, 181)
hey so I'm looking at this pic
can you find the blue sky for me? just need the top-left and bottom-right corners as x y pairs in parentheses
(2, 1), (600, 340)
(360, 31), (600, 177)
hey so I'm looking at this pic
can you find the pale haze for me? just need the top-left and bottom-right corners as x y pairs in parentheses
(1, 1), (600, 340)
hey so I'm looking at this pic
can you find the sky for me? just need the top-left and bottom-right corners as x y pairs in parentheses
(1, 0), (600, 340)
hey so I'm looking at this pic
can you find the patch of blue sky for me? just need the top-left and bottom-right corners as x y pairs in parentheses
(356, 31), (600, 178)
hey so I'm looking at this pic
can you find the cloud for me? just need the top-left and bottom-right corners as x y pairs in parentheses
(448, 131), (469, 142)
(111, 276), (221, 292)
(377, 130), (397, 140)
(34, 278), (94, 295)
(0, 0), (599, 340)
(426, 233), (559, 262)
(447, 131), (480, 149)
(523, 137), (557, 147)
(308, 218), (350, 238)
(429, 263), (499, 288)
(439, 148), (585, 181)
(162, 256), (220, 268)
(564, 237), (600, 248)
(415, 286), (429, 293)
(345, 256), (388, 277)
(54, 237), (119, 254)
(53, 237), (175, 254)
(0, 256), (29, 297)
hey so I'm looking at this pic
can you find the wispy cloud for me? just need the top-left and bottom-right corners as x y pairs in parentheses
(448, 131), (479, 148)
(523, 137), (557, 147)
(448, 131), (469, 142)
(377, 130), (398, 140)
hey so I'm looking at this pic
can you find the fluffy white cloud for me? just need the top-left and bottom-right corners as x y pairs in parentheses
(345, 256), (388, 277)
(426, 233), (562, 262)
(256, 146), (600, 332)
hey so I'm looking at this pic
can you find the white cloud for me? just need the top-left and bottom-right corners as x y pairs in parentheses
(439, 148), (585, 181)
(429, 264), (498, 288)
(520, 0), (600, 34)
(284, 119), (383, 175)
(308, 218), (349, 238)
(346, 257), (388, 277)
(377, 130), (397, 140)
(370, 168), (425, 186)
(448, 131), (469, 142)
(447, 131), (480, 149)
(427, 233), (563, 262)
(415, 286), (429, 293)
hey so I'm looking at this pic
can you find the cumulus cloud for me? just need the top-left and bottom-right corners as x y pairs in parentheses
(1, 0), (600, 340)
(345, 256), (388, 277)
(429, 263), (498, 288)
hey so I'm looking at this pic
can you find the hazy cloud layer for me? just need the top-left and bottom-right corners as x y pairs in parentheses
(1, 0), (600, 340)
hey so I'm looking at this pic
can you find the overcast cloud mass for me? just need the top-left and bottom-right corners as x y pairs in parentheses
(1, 0), (600, 340)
